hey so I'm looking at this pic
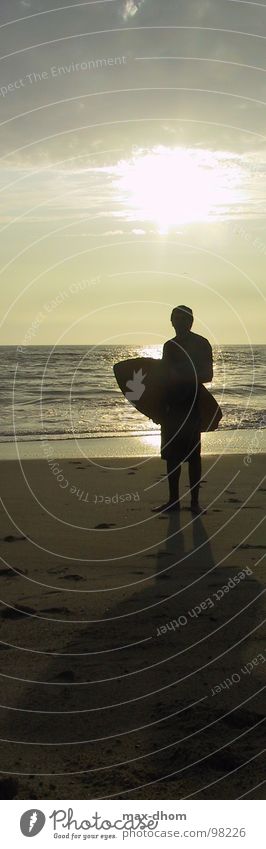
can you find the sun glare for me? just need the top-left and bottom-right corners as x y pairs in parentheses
(110, 146), (245, 233)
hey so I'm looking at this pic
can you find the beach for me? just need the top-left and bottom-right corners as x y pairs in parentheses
(0, 449), (265, 800)
(1, 0), (266, 820)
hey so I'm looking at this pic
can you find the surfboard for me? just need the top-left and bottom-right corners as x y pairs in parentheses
(113, 357), (222, 432)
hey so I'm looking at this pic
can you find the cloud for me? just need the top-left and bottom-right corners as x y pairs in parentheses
(122, 0), (145, 21)
(193, 0), (212, 21)
(2, 147), (266, 229)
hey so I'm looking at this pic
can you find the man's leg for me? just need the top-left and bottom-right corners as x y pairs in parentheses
(167, 458), (181, 508)
(188, 442), (202, 513)
(152, 458), (181, 513)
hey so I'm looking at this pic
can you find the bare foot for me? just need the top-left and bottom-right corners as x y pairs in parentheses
(152, 501), (180, 514)
(190, 503), (206, 516)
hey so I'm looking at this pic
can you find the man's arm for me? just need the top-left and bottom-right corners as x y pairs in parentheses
(198, 340), (213, 383)
(162, 341), (172, 362)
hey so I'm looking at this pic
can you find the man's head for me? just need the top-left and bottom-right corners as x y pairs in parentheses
(171, 305), (193, 334)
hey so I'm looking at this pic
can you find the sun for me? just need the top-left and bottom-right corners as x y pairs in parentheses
(109, 146), (244, 233)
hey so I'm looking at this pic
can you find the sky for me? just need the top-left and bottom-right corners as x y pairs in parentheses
(0, 0), (265, 346)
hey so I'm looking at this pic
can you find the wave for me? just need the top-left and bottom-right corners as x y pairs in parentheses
(0, 344), (265, 442)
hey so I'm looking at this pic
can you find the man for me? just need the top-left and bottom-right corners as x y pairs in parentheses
(154, 305), (213, 515)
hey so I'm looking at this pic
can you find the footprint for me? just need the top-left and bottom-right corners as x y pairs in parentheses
(233, 544), (266, 550)
(68, 461), (84, 466)
(59, 575), (85, 582)
(210, 752), (240, 771)
(52, 670), (75, 682)
(0, 605), (35, 620)
(41, 607), (70, 615)
(227, 498), (242, 504)
(0, 778), (18, 799)
(146, 552), (171, 559)
(94, 523), (116, 529)
(48, 567), (68, 575)
(2, 535), (26, 543)
(0, 568), (18, 577)
(242, 506), (262, 510)
(224, 710), (260, 729)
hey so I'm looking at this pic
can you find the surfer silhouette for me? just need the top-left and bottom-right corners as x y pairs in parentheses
(154, 305), (213, 516)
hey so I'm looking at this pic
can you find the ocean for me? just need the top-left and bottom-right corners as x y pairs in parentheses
(0, 345), (265, 443)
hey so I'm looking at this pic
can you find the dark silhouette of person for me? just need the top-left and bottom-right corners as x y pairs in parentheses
(153, 306), (213, 515)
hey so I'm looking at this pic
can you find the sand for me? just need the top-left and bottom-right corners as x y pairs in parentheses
(0, 453), (265, 800)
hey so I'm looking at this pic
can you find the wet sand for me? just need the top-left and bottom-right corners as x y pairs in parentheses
(0, 453), (265, 799)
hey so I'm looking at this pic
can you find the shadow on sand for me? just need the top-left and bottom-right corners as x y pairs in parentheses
(0, 513), (264, 799)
